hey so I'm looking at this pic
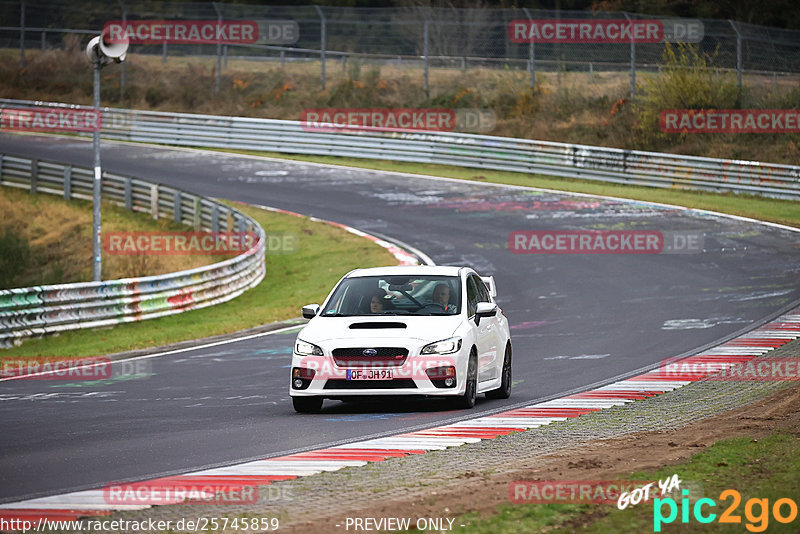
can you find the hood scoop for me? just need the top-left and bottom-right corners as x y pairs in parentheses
(349, 322), (407, 330)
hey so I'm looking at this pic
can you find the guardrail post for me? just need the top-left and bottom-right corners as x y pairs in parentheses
(314, 5), (326, 90)
(0, 155), (4, 185)
(40, 31), (45, 50)
(226, 211), (234, 232)
(124, 177), (132, 210)
(212, 205), (220, 232)
(30, 159), (38, 194)
(63, 166), (72, 200)
(193, 197), (201, 230)
(173, 190), (181, 223)
(162, 41), (167, 64)
(150, 184), (159, 219)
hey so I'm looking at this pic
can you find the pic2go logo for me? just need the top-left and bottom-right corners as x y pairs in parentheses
(654, 489), (799, 532)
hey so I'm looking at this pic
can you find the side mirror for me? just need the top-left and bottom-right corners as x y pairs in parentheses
(475, 302), (497, 319)
(302, 304), (320, 319)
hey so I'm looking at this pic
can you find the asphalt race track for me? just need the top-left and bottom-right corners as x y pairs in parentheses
(1, 134), (799, 503)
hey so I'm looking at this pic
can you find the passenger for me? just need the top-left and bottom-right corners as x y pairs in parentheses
(432, 283), (456, 313)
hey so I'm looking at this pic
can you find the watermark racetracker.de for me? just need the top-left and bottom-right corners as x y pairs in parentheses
(508, 230), (703, 254)
(660, 109), (800, 133)
(300, 108), (497, 134)
(103, 19), (299, 45)
(1, 357), (152, 381)
(102, 231), (297, 255)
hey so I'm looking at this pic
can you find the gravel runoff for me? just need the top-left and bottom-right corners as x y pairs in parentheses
(59, 336), (799, 533)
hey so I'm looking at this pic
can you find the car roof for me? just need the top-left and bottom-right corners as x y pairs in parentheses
(346, 265), (466, 278)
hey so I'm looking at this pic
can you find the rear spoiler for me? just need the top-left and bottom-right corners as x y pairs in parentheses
(481, 276), (497, 298)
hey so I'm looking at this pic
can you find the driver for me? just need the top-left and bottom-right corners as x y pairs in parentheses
(432, 283), (456, 313)
(368, 288), (392, 314)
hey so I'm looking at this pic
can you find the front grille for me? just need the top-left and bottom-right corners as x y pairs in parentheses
(323, 379), (417, 390)
(332, 347), (409, 367)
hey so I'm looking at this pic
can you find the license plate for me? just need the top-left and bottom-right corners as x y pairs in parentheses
(346, 369), (393, 380)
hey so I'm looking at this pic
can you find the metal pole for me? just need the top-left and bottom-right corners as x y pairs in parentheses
(418, 7), (429, 98)
(523, 8), (535, 89)
(729, 20), (743, 106)
(314, 5), (326, 90)
(119, 0), (126, 96)
(213, 2), (222, 94)
(19, 0), (25, 70)
(92, 62), (102, 281)
(624, 12), (635, 97)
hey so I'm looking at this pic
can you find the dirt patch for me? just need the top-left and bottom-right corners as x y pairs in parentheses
(283, 382), (800, 533)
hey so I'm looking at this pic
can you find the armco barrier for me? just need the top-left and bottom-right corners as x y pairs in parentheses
(1, 99), (798, 200)
(0, 153), (266, 348)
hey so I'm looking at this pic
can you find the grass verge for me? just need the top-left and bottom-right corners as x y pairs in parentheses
(455, 432), (800, 533)
(0, 186), (217, 287)
(1, 201), (398, 358)
(209, 149), (800, 229)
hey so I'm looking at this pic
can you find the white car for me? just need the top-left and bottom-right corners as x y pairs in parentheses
(289, 265), (512, 413)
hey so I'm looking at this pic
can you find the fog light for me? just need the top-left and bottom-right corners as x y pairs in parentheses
(293, 378), (304, 388)
(444, 377), (455, 387)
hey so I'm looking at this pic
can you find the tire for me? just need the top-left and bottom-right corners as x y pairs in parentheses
(453, 350), (477, 409)
(292, 396), (323, 413)
(486, 343), (512, 400)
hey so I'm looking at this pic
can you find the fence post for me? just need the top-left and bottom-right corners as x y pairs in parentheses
(212, 204), (219, 233)
(30, 159), (37, 194)
(193, 197), (201, 230)
(118, 0), (127, 95)
(64, 166), (72, 200)
(522, 7), (535, 89)
(173, 191), (181, 223)
(150, 184), (159, 219)
(624, 12), (636, 97)
(40, 31), (45, 50)
(314, 5), (326, 90)
(418, 7), (430, 98)
(213, 2), (222, 94)
(0, 155), (4, 185)
(729, 20), (743, 106)
(19, 0), (25, 70)
(162, 41), (167, 63)
(124, 177), (132, 210)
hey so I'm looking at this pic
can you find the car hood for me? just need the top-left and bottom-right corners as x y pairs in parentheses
(298, 315), (463, 343)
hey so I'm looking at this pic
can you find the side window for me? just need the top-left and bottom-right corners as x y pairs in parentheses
(466, 276), (478, 317)
(472, 275), (490, 303)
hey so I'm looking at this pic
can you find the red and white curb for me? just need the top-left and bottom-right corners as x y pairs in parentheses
(2, 310), (798, 523)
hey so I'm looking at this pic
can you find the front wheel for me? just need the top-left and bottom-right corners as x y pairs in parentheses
(486, 344), (512, 400)
(292, 396), (323, 413)
(453, 351), (477, 409)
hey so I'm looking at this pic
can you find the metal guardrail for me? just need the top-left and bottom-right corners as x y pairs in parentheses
(1, 99), (796, 200)
(0, 152), (266, 348)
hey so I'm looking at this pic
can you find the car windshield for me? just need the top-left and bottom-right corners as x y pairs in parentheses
(321, 275), (461, 317)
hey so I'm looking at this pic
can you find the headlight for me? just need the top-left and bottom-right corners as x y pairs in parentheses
(421, 337), (462, 355)
(295, 340), (323, 356)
